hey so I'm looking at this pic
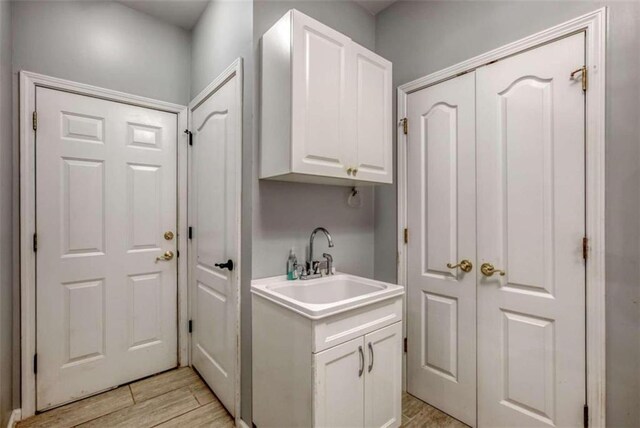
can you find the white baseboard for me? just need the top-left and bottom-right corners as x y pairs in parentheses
(237, 418), (251, 428)
(6, 409), (21, 428)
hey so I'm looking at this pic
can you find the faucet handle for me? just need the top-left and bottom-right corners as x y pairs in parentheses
(322, 253), (334, 275)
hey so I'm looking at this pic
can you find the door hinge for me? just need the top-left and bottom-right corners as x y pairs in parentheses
(583, 404), (589, 428)
(571, 66), (587, 92)
(582, 237), (589, 260)
(403, 228), (408, 244)
(33, 354), (37, 374)
(33, 233), (37, 252)
(403, 337), (407, 353)
(184, 129), (193, 146)
(401, 118), (408, 135)
(176, 250), (180, 258)
(188, 320), (193, 333)
(32, 111), (37, 131)
(188, 226), (193, 240)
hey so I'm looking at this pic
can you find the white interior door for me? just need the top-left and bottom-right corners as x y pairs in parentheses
(313, 336), (365, 428)
(476, 33), (586, 427)
(189, 72), (240, 417)
(291, 10), (353, 178)
(364, 322), (402, 428)
(406, 72), (477, 426)
(36, 87), (178, 410)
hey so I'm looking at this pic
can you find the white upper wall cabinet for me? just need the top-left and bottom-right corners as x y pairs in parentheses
(261, 9), (392, 185)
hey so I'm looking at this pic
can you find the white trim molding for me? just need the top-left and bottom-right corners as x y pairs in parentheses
(187, 57), (244, 425)
(396, 7), (606, 427)
(19, 71), (189, 418)
(6, 409), (21, 428)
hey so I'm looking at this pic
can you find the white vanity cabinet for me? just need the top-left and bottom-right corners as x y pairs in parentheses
(252, 275), (403, 428)
(260, 9), (392, 185)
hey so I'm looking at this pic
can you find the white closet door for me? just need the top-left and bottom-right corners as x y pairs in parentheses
(406, 72), (477, 426)
(36, 87), (178, 410)
(291, 10), (354, 178)
(190, 72), (240, 417)
(476, 33), (586, 427)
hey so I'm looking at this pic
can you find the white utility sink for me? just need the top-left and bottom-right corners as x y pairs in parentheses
(251, 273), (404, 319)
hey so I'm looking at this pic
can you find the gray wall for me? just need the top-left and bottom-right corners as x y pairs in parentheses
(0, 1), (13, 425)
(190, 0), (254, 423)
(12, 1), (191, 105)
(375, 2), (640, 426)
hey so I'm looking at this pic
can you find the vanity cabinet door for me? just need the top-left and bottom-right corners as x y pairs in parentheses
(291, 11), (354, 180)
(313, 336), (365, 427)
(351, 43), (393, 184)
(364, 322), (402, 428)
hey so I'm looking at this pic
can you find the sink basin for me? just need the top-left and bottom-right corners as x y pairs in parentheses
(251, 273), (404, 319)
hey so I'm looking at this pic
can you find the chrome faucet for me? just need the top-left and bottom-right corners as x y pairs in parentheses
(298, 227), (334, 279)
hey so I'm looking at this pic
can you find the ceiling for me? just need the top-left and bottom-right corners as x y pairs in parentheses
(354, 0), (397, 15)
(117, 0), (209, 30)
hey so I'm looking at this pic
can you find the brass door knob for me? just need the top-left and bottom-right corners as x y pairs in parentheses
(164, 231), (174, 240)
(346, 167), (354, 176)
(446, 259), (473, 273)
(156, 251), (174, 262)
(480, 263), (505, 277)
(352, 168), (358, 176)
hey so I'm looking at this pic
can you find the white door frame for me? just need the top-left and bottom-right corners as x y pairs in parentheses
(187, 58), (243, 424)
(396, 8), (606, 427)
(19, 71), (189, 418)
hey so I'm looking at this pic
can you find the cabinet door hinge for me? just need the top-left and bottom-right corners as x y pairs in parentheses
(188, 320), (193, 333)
(571, 66), (587, 92)
(403, 337), (407, 353)
(404, 228), (408, 244)
(32, 111), (37, 131)
(188, 226), (193, 240)
(33, 354), (38, 374)
(33, 233), (38, 252)
(184, 129), (193, 146)
(583, 404), (589, 428)
(582, 237), (589, 260)
(401, 118), (408, 135)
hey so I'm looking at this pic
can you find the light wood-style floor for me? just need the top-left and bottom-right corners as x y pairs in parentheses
(401, 392), (468, 428)
(17, 367), (234, 428)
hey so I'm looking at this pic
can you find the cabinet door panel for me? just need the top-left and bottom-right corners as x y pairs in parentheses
(291, 11), (352, 179)
(313, 337), (365, 427)
(352, 44), (392, 183)
(364, 322), (402, 428)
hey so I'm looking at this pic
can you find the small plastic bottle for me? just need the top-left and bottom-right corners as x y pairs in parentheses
(286, 249), (298, 280)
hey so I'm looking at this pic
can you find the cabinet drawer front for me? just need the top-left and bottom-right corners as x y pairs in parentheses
(313, 296), (402, 353)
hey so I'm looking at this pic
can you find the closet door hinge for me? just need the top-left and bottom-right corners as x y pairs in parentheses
(184, 129), (193, 146)
(583, 404), (589, 428)
(570, 66), (587, 92)
(403, 337), (408, 353)
(188, 320), (193, 333)
(582, 237), (589, 260)
(188, 226), (193, 240)
(404, 228), (408, 244)
(33, 233), (38, 252)
(401, 118), (408, 135)
(33, 354), (38, 374)
(32, 111), (37, 131)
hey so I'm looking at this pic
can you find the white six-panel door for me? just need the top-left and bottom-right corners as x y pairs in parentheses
(476, 33), (586, 427)
(189, 72), (240, 417)
(406, 72), (477, 426)
(36, 87), (178, 410)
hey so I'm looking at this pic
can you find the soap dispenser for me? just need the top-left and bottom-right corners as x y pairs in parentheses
(286, 249), (298, 280)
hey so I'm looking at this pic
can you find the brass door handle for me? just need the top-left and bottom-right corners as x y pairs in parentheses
(480, 263), (505, 277)
(446, 260), (473, 273)
(346, 167), (354, 176)
(155, 251), (174, 262)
